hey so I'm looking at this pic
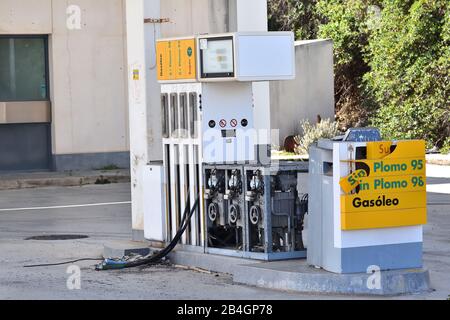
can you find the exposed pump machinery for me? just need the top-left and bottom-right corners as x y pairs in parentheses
(204, 163), (307, 259)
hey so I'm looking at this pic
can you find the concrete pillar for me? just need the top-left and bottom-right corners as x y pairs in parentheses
(230, 0), (272, 148)
(124, 0), (149, 240)
(144, 0), (162, 162)
(126, 0), (162, 240)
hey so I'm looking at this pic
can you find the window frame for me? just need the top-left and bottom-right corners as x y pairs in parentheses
(161, 93), (169, 138)
(0, 34), (50, 102)
(199, 36), (235, 79)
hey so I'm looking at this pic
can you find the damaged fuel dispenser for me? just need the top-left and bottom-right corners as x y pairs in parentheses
(145, 32), (308, 261)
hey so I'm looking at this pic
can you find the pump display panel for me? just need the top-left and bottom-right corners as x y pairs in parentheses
(199, 36), (235, 79)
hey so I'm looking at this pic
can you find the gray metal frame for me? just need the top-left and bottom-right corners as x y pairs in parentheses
(203, 161), (309, 261)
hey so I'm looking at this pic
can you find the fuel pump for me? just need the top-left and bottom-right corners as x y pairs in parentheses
(154, 32), (308, 261)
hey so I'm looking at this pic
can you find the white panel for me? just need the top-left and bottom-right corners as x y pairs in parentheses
(340, 226), (423, 248)
(253, 82), (271, 141)
(332, 144), (342, 247)
(235, 0), (268, 32)
(170, 144), (179, 240)
(179, 145), (188, 244)
(143, 165), (166, 242)
(188, 146), (198, 245)
(237, 34), (295, 80)
(202, 82), (255, 163)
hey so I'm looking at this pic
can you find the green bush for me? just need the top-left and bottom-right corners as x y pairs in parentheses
(294, 119), (340, 155)
(441, 137), (450, 155)
(366, 0), (450, 148)
(268, 0), (450, 148)
(268, 0), (321, 39)
(316, 0), (380, 130)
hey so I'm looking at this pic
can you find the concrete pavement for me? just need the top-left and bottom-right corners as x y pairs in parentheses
(0, 164), (449, 300)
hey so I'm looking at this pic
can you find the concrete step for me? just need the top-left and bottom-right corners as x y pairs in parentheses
(167, 248), (432, 296)
(233, 260), (431, 296)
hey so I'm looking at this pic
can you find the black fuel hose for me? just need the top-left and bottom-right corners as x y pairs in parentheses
(96, 195), (200, 270)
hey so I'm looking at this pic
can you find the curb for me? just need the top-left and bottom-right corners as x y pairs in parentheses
(168, 248), (432, 296)
(233, 263), (431, 297)
(0, 171), (131, 191)
(426, 154), (450, 166)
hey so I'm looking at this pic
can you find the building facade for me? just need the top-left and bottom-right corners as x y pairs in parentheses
(0, 0), (334, 178)
(0, 0), (130, 171)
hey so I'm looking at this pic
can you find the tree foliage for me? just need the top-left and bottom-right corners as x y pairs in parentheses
(365, 0), (449, 147)
(268, 0), (321, 39)
(316, 0), (380, 130)
(268, 0), (450, 149)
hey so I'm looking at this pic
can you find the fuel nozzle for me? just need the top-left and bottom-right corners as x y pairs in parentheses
(228, 170), (241, 191)
(205, 169), (221, 199)
(225, 170), (242, 200)
(250, 170), (263, 192)
(246, 170), (264, 201)
(208, 169), (219, 190)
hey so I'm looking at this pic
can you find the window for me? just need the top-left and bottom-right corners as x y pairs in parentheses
(180, 93), (188, 138)
(170, 93), (179, 138)
(161, 93), (169, 138)
(0, 36), (49, 101)
(189, 92), (198, 138)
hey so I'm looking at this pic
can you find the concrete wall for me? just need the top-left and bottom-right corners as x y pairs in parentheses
(50, 0), (129, 157)
(270, 40), (335, 147)
(0, 0), (53, 34)
(160, 0), (230, 38)
(0, 0), (130, 170)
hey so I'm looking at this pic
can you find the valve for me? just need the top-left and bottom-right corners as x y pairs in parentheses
(249, 205), (261, 225)
(208, 203), (219, 222)
(228, 204), (240, 224)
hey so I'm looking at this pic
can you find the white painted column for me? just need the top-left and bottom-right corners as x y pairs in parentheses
(125, 0), (149, 239)
(234, 0), (272, 149)
(144, 0), (162, 162)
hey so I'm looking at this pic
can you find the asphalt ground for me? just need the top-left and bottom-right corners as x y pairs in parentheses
(0, 165), (448, 300)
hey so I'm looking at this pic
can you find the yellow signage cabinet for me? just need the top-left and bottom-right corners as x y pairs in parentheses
(308, 139), (427, 273)
(157, 38), (197, 82)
